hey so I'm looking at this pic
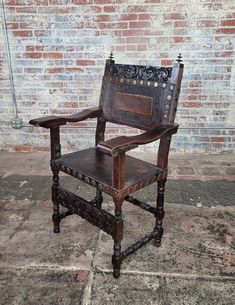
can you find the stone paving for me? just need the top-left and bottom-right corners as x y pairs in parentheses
(0, 151), (234, 305)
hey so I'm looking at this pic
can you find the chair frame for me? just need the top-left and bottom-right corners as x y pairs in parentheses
(29, 54), (184, 278)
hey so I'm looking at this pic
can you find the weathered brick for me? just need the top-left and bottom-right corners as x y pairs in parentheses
(0, 0), (234, 153)
(43, 53), (63, 59)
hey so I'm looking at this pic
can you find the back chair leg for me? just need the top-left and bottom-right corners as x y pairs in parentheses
(96, 189), (103, 208)
(112, 197), (124, 278)
(52, 169), (60, 233)
(154, 180), (166, 247)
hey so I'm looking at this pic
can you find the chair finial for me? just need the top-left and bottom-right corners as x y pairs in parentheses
(177, 53), (183, 63)
(109, 51), (114, 60)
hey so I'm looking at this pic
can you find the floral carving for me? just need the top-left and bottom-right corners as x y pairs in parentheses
(111, 64), (172, 82)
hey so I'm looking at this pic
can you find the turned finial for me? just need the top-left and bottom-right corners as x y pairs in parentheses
(176, 53), (183, 63)
(109, 51), (114, 60)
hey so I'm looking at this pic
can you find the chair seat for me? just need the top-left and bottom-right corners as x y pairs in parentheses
(55, 147), (163, 197)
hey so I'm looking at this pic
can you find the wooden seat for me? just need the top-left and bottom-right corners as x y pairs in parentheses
(29, 53), (184, 278)
(56, 147), (163, 196)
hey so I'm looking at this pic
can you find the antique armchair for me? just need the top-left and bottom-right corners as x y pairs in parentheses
(29, 53), (184, 278)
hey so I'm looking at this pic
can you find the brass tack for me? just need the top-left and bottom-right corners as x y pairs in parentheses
(97, 183), (103, 190)
(154, 82), (158, 87)
(147, 81), (150, 86)
(91, 179), (96, 187)
(120, 78), (123, 82)
(170, 85), (174, 90)
(164, 114), (168, 118)
(167, 95), (172, 101)
(133, 80), (136, 85)
(140, 80), (143, 85)
(162, 83), (167, 88)
(61, 165), (65, 171)
(165, 105), (169, 110)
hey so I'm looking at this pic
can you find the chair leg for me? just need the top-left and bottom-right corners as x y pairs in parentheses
(112, 197), (124, 279)
(93, 189), (103, 208)
(52, 169), (60, 233)
(154, 180), (166, 247)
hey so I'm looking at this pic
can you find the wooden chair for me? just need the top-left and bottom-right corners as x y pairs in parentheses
(29, 53), (184, 278)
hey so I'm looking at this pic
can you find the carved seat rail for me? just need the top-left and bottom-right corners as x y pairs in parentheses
(57, 186), (115, 236)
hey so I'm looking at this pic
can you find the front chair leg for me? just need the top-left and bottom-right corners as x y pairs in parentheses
(112, 197), (124, 278)
(52, 169), (60, 233)
(154, 180), (166, 247)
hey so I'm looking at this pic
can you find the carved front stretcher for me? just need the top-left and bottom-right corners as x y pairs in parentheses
(29, 53), (184, 278)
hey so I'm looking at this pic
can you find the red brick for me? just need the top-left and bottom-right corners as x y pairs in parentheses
(161, 59), (172, 65)
(94, 15), (112, 22)
(7, 23), (19, 30)
(129, 21), (150, 28)
(214, 51), (233, 58)
(182, 102), (202, 108)
(25, 52), (42, 59)
(174, 21), (188, 27)
(103, 6), (116, 12)
(221, 20), (235, 27)
(76, 60), (96, 66)
(12, 30), (33, 37)
(138, 13), (151, 20)
(197, 20), (218, 27)
(216, 28), (235, 34)
(121, 14), (137, 21)
(46, 67), (64, 73)
(94, 0), (114, 4)
(43, 53), (63, 59)
(72, 0), (93, 4)
(210, 137), (225, 143)
(123, 29), (144, 36)
(14, 145), (33, 152)
(58, 102), (79, 108)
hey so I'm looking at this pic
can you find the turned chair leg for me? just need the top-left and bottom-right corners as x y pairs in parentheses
(52, 169), (60, 233)
(154, 180), (166, 247)
(112, 198), (124, 278)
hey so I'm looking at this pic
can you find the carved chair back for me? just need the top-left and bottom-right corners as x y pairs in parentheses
(99, 58), (184, 131)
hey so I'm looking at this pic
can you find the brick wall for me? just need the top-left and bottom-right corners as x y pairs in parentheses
(0, 0), (234, 153)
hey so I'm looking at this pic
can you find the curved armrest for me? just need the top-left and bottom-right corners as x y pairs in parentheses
(29, 107), (102, 128)
(97, 124), (179, 157)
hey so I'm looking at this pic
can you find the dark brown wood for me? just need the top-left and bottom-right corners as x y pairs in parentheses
(121, 230), (158, 259)
(112, 153), (125, 189)
(57, 186), (115, 235)
(97, 124), (178, 157)
(29, 54), (184, 278)
(115, 92), (153, 116)
(29, 107), (102, 128)
(112, 197), (124, 279)
(125, 195), (156, 214)
(50, 126), (61, 233)
(55, 148), (162, 195)
(154, 180), (166, 247)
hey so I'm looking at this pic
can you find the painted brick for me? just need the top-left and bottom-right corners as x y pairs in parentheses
(0, 0), (234, 153)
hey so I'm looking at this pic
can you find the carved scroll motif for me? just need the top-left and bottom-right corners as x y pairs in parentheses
(57, 186), (114, 235)
(111, 64), (172, 82)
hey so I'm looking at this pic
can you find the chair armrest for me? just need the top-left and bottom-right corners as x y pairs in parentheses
(97, 124), (179, 157)
(29, 107), (102, 128)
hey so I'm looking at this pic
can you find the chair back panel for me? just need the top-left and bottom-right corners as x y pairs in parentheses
(99, 59), (184, 131)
